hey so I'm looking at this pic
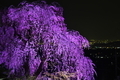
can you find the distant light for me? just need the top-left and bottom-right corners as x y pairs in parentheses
(100, 57), (103, 58)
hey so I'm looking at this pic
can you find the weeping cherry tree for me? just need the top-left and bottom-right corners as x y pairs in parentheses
(0, 1), (95, 80)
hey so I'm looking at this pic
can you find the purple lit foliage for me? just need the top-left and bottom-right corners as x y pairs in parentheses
(0, 1), (95, 80)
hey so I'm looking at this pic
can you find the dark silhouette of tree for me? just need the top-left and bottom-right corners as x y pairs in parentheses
(0, 1), (95, 80)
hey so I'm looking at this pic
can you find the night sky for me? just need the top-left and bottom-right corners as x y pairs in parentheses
(0, 0), (120, 40)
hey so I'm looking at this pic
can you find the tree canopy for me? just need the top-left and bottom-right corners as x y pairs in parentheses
(0, 1), (95, 80)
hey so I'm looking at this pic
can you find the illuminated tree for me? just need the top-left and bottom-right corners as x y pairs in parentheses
(0, 1), (95, 80)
